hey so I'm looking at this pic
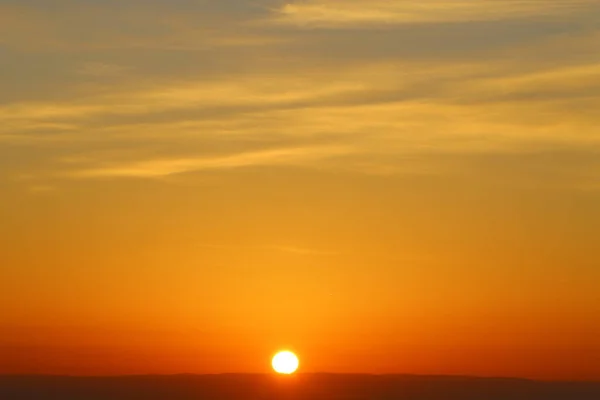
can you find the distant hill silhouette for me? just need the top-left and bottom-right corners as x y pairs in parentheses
(1, 373), (599, 399)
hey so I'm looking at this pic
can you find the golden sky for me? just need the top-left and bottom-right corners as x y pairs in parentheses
(1, 0), (599, 379)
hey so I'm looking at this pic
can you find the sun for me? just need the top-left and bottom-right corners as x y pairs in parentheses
(272, 351), (299, 374)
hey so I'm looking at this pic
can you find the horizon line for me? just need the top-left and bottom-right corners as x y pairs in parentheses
(2, 373), (598, 384)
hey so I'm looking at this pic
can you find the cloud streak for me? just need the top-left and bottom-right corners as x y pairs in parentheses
(3, 56), (599, 184)
(273, 0), (597, 27)
(68, 146), (353, 178)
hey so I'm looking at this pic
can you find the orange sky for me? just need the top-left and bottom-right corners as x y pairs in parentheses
(1, 0), (599, 380)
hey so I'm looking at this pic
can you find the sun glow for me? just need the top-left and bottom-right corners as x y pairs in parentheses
(272, 351), (299, 374)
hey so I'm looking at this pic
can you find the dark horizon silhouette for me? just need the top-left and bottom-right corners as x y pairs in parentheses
(2, 373), (600, 400)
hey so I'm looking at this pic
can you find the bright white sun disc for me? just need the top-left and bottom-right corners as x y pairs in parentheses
(272, 351), (299, 374)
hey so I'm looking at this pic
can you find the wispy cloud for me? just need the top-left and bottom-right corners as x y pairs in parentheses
(0, 74), (365, 124)
(273, 0), (597, 27)
(67, 146), (353, 178)
(3, 56), (600, 184)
